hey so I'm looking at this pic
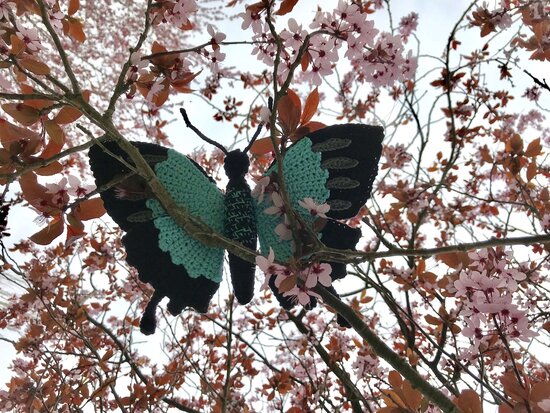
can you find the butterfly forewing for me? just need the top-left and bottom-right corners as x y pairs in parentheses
(89, 141), (224, 334)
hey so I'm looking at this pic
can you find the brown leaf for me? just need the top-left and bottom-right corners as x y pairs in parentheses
(524, 138), (542, 157)
(436, 252), (470, 269)
(30, 217), (64, 245)
(455, 389), (482, 413)
(505, 134), (523, 154)
(75, 198), (106, 220)
(388, 371), (403, 388)
(0, 119), (41, 150)
(10, 34), (25, 55)
(1, 103), (40, 126)
(278, 89), (301, 136)
(68, 0), (80, 15)
(277, 275), (297, 293)
(18, 84), (54, 110)
(249, 137), (280, 155)
(526, 160), (537, 182)
(44, 119), (65, 146)
(500, 371), (529, 403)
(402, 380), (423, 410)
(18, 58), (51, 76)
(35, 161), (63, 176)
(63, 17), (86, 43)
(54, 106), (82, 124)
(301, 87), (319, 125)
(275, 0), (299, 15)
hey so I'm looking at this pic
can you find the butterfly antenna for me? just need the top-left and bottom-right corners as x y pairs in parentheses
(179, 108), (229, 155)
(243, 122), (264, 154)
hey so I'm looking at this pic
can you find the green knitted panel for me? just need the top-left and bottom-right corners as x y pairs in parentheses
(146, 149), (225, 283)
(256, 137), (330, 262)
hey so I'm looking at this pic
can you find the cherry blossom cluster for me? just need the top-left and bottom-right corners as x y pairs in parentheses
(451, 248), (537, 352)
(241, 1), (418, 87)
(253, 175), (333, 306)
(149, 0), (198, 28)
(43, 175), (94, 210)
(256, 247), (333, 307)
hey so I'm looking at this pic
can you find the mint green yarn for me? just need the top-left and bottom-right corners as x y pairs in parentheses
(256, 138), (330, 262)
(146, 149), (225, 283)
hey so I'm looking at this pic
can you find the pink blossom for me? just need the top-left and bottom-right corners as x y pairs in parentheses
(275, 219), (293, 241)
(240, 9), (263, 33)
(46, 178), (70, 207)
(128, 52), (148, 81)
(145, 78), (165, 105)
(537, 399), (550, 410)
(398, 12), (418, 42)
(281, 18), (307, 53)
(283, 285), (320, 306)
(207, 24), (226, 48)
(255, 248), (286, 290)
(264, 192), (285, 216)
(303, 263), (332, 288)
(47, 9), (64, 34)
(0, 0), (14, 21)
(522, 86), (541, 102)
(15, 23), (43, 52)
(298, 198), (330, 218)
(252, 176), (271, 203)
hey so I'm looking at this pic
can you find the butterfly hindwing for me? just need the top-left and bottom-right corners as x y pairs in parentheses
(255, 124), (383, 320)
(89, 141), (224, 334)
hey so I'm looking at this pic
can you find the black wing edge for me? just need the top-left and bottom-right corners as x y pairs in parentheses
(88, 141), (219, 335)
(307, 123), (384, 220)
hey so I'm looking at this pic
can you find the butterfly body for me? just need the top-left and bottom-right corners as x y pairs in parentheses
(223, 150), (257, 304)
(89, 124), (383, 333)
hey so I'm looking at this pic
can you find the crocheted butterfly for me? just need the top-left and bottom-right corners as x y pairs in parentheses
(89, 117), (383, 334)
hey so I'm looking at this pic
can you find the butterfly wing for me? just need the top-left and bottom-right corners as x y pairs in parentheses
(89, 141), (225, 334)
(255, 124), (383, 321)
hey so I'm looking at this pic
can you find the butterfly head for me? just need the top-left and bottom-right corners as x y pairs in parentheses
(224, 150), (250, 180)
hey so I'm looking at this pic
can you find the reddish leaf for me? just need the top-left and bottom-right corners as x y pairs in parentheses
(19, 84), (54, 110)
(388, 371), (403, 388)
(278, 90), (301, 135)
(19, 172), (54, 210)
(455, 389), (482, 413)
(436, 252), (470, 269)
(35, 161), (63, 176)
(151, 77), (170, 108)
(275, 0), (299, 15)
(526, 160), (537, 182)
(1, 103), (40, 126)
(301, 51), (311, 72)
(44, 120), (65, 146)
(66, 223), (85, 244)
(0, 118), (41, 147)
(301, 87), (319, 125)
(30, 217), (64, 245)
(75, 198), (106, 220)
(249, 136), (280, 155)
(68, 0), (80, 15)
(40, 131), (64, 159)
(54, 106), (82, 124)
(10, 34), (25, 55)
(63, 17), (86, 43)
(524, 138), (542, 157)
(18, 58), (51, 76)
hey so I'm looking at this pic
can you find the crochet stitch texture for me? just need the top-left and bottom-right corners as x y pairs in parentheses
(256, 137), (330, 261)
(146, 149), (225, 282)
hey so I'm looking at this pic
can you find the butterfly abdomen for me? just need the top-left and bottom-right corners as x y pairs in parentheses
(224, 150), (257, 304)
